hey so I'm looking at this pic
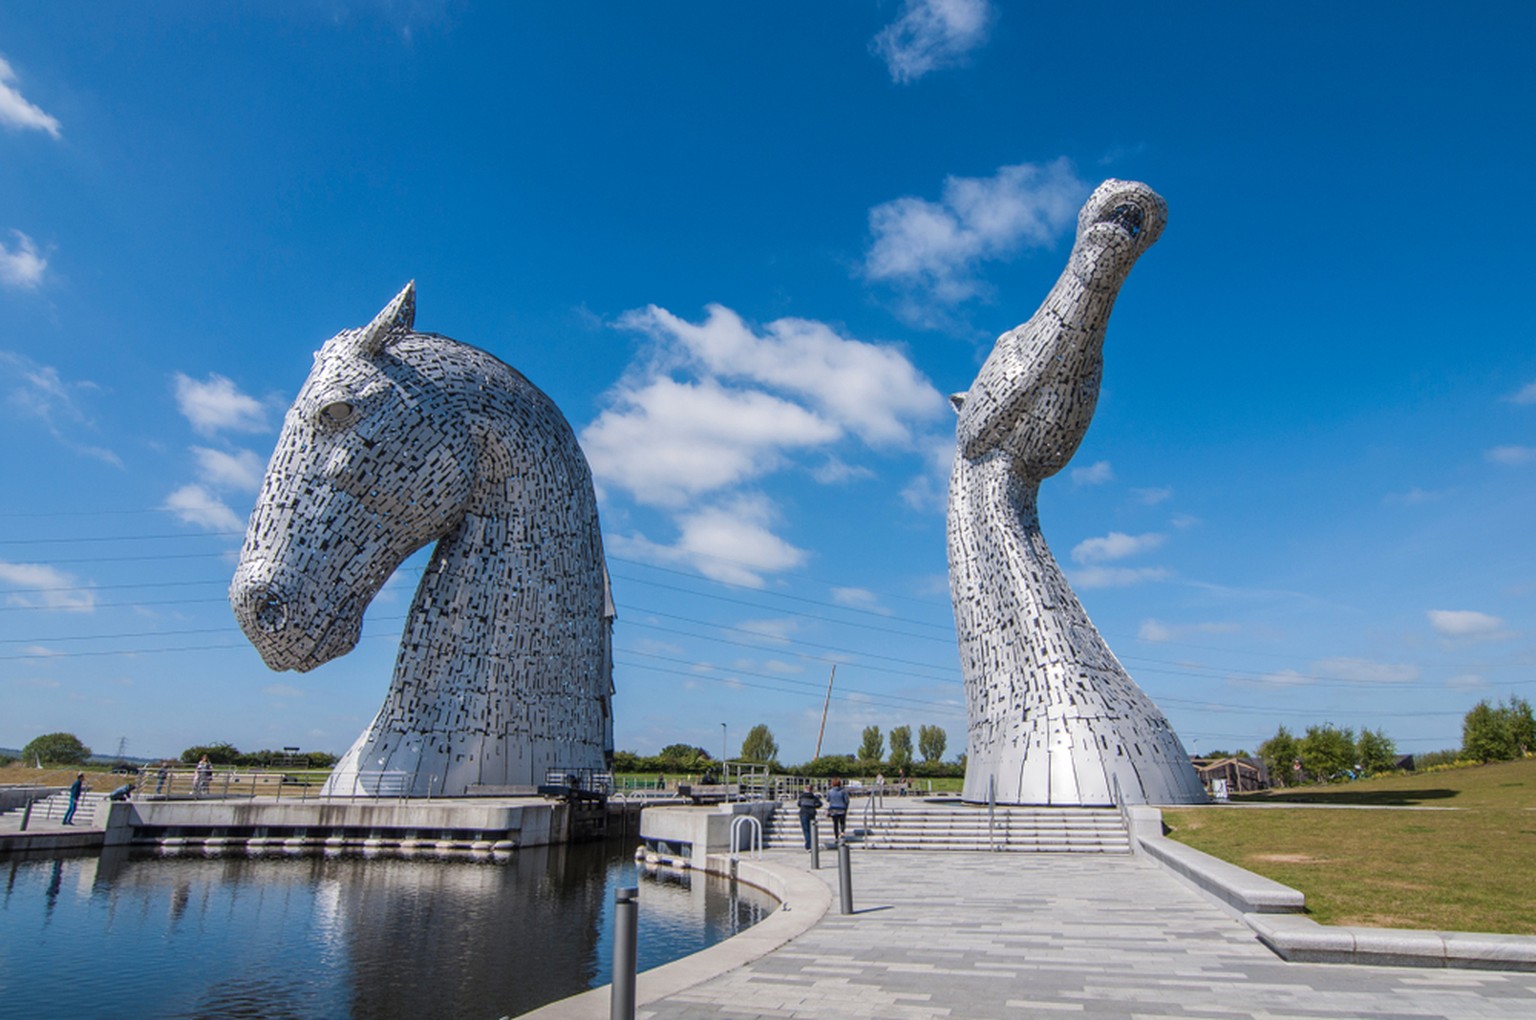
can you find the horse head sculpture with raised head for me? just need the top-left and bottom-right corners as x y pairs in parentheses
(947, 180), (1205, 807)
(230, 283), (614, 796)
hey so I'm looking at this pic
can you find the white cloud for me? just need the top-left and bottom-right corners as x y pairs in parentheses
(262, 684), (306, 698)
(735, 617), (799, 643)
(0, 229), (47, 289)
(607, 494), (807, 588)
(191, 446), (265, 492)
(831, 587), (890, 614)
(1131, 486), (1172, 506)
(619, 304), (945, 446)
(1506, 382), (1536, 405)
(1071, 531), (1165, 564)
(864, 158), (1087, 308)
(1248, 669), (1313, 688)
(900, 434), (956, 512)
(585, 302), (947, 586)
(1426, 609), (1509, 640)
(1071, 459), (1114, 486)
(173, 372), (270, 435)
(1485, 445), (1536, 466)
(1446, 673), (1489, 690)
(0, 55), (61, 138)
(1137, 619), (1239, 643)
(584, 376), (836, 508)
(1070, 565), (1170, 589)
(162, 483), (245, 532)
(0, 561), (95, 611)
(0, 351), (121, 465)
(872, 0), (993, 84)
(1313, 657), (1420, 684)
(810, 456), (876, 484)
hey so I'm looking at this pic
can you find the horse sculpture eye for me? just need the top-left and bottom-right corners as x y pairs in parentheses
(319, 401), (355, 427)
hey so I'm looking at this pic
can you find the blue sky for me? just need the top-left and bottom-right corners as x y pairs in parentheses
(2, 2), (1533, 766)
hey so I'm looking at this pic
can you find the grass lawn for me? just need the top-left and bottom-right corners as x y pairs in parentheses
(1161, 758), (1536, 935)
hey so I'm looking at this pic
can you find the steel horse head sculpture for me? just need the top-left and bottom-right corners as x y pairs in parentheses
(948, 180), (1207, 806)
(230, 283), (614, 796)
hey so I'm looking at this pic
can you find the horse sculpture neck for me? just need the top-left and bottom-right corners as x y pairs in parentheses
(232, 285), (613, 798)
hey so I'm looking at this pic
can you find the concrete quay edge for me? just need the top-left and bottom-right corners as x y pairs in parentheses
(515, 853), (832, 1020)
(1130, 804), (1536, 971)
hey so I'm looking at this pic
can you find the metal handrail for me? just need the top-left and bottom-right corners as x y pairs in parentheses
(729, 814), (762, 860)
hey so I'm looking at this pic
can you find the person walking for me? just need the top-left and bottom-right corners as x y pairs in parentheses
(825, 777), (850, 842)
(61, 772), (85, 825)
(796, 783), (823, 850)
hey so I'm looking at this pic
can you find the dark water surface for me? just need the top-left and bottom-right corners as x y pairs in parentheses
(0, 842), (771, 1019)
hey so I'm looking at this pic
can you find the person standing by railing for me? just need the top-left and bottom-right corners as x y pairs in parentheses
(60, 773), (85, 825)
(193, 755), (213, 796)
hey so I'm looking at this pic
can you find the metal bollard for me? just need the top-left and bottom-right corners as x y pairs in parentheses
(20, 798), (34, 831)
(611, 886), (638, 1020)
(837, 841), (854, 915)
(810, 820), (821, 870)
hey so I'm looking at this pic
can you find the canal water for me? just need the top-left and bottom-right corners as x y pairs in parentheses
(0, 842), (772, 1019)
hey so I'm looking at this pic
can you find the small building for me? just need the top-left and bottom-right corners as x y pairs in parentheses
(1190, 755), (1269, 795)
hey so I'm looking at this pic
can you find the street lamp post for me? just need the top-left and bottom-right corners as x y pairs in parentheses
(720, 723), (727, 767)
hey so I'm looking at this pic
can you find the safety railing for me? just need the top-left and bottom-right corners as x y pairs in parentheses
(729, 814), (762, 861)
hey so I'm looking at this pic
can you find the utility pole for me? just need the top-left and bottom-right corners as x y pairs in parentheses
(813, 665), (836, 761)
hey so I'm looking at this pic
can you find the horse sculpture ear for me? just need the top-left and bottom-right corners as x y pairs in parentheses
(950, 392), (967, 414)
(356, 281), (417, 357)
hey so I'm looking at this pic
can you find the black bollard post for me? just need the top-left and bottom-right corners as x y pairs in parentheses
(20, 798), (34, 832)
(611, 886), (638, 1020)
(810, 819), (821, 869)
(837, 841), (853, 915)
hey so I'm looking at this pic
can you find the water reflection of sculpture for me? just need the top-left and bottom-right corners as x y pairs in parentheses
(948, 180), (1207, 806)
(230, 284), (614, 797)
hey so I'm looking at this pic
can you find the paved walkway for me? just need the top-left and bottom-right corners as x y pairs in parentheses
(640, 851), (1536, 1020)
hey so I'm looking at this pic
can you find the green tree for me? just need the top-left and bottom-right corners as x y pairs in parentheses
(791, 754), (857, 778)
(181, 742), (241, 765)
(1355, 727), (1398, 775)
(21, 732), (91, 766)
(1462, 697), (1536, 762)
(888, 725), (913, 769)
(1257, 725), (1300, 786)
(1299, 723), (1356, 781)
(739, 724), (779, 764)
(858, 725), (884, 764)
(918, 724), (947, 763)
(657, 743), (713, 770)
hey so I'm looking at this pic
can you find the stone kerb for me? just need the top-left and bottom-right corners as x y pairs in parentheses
(517, 854), (831, 1020)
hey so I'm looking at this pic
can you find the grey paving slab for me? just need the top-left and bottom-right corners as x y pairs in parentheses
(637, 851), (1536, 1020)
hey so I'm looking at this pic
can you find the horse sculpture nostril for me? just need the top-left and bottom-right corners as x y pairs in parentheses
(251, 590), (289, 634)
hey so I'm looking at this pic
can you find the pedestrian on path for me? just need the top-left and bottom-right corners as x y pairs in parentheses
(193, 755), (213, 795)
(61, 772), (84, 825)
(796, 783), (823, 850)
(825, 777), (850, 842)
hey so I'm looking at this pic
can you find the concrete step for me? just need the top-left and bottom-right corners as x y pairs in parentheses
(1, 792), (108, 827)
(764, 804), (1132, 853)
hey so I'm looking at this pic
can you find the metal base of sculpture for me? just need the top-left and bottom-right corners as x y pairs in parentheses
(948, 180), (1206, 807)
(230, 284), (614, 797)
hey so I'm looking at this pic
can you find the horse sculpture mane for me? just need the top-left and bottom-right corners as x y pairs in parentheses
(230, 283), (614, 797)
(948, 180), (1206, 806)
